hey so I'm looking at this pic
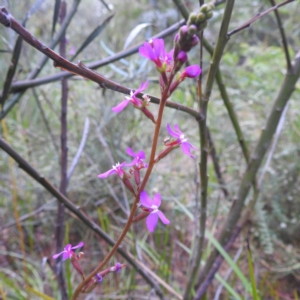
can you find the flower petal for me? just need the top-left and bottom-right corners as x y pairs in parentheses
(157, 210), (170, 225)
(166, 123), (181, 138)
(112, 100), (130, 113)
(138, 80), (149, 92)
(126, 147), (135, 157)
(136, 150), (146, 160)
(62, 252), (71, 261)
(98, 169), (117, 178)
(146, 213), (158, 232)
(52, 251), (65, 259)
(140, 190), (152, 208)
(71, 241), (84, 250)
(153, 39), (165, 59)
(183, 65), (201, 78)
(177, 51), (187, 63)
(173, 124), (182, 134)
(180, 142), (196, 158)
(139, 42), (156, 60)
(152, 193), (161, 207)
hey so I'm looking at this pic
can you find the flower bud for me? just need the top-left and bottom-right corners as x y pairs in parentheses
(123, 177), (135, 194)
(181, 65), (202, 79)
(141, 107), (156, 124)
(187, 12), (197, 26)
(180, 25), (189, 36)
(197, 12), (206, 22)
(191, 35), (199, 47)
(206, 3), (215, 11)
(188, 24), (197, 36)
(134, 168), (140, 186)
(206, 11), (213, 19)
(198, 21), (208, 32)
(70, 256), (85, 279)
(177, 51), (187, 63)
(200, 4), (209, 13)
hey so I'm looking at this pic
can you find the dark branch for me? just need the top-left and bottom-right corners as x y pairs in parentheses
(228, 0), (295, 37)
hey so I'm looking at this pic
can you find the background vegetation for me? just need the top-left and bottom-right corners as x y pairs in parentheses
(0, 0), (300, 299)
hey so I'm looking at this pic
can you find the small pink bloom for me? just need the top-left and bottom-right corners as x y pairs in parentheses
(95, 274), (103, 282)
(126, 148), (148, 169)
(112, 81), (149, 113)
(139, 39), (173, 69)
(177, 51), (188, 63)
(98, 162), (128, 179)
(140, 191), (170, 232)
(181, 65), (201, 79)
(110, 262), (123, 274)
(52, 242), (84, 261)
(166, 124), (198, 159)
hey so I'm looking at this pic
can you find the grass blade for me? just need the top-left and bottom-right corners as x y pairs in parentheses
(205, 230), (252, 294)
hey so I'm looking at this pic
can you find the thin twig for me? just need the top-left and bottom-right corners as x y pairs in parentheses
(213, 246), (243, 300)
(269, 0), (292, 71)
(32, 88), (59, 153)
(228, 0), (295, 37)
(258, 102), (289, 187)
(206, 127), (229, 198)
(0, 35), (22, 107)
(55, 2), (68, 299)
(67, 117), (90, 183)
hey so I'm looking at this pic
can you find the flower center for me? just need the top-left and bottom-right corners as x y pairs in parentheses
(151, 205), (158, 213)
(180, 134), (187, 143)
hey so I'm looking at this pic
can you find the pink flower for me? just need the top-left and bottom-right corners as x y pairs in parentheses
(140, 191), (170, 232)
(139, 39), (174, 69)
(177, 51), (188, 63)
(181, 65), (201, 79)
(110, 262), (123, 274)
(95, 274), (103, 282)
(112, 81), (148, 113)
(98, 162), (128, 179)
(166, 124), (198, 159)
(52, 242), (84, 261)
(126, 148), (148, 169)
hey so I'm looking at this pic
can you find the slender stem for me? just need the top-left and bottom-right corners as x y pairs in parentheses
(215, 69), (250, 162)
(55, 2), (68, 299)
(206, 127), (229, 198)
(184, 2), (235, 299)
(71, 72), (175, 300)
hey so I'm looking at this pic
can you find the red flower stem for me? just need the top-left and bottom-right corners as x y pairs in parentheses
(71, 74), (174, 300)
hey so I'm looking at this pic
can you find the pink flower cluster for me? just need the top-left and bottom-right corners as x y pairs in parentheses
(112, 38), (201, 122)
